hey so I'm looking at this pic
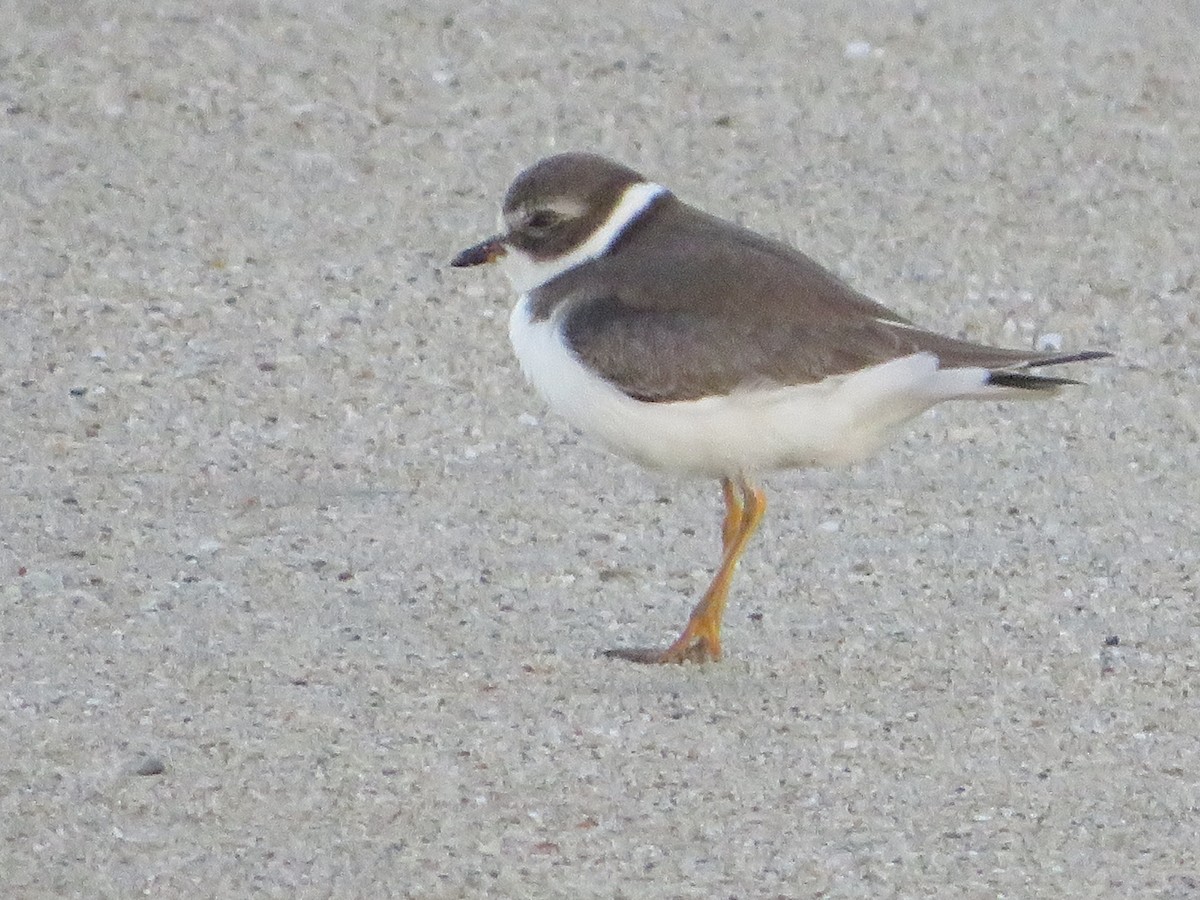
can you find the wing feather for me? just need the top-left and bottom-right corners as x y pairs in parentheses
(532, 196), (1103, 402)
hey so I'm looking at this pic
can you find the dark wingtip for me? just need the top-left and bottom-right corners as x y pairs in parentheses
(450, 238), (505, 268)
(988, 348), (1108, 391)
(1024, 349), (1113, 368)
(987, 371), (1079, 391)
(988, 348), (1110, 391)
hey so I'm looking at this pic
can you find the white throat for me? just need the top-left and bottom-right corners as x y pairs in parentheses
(498, 181), (667, 294)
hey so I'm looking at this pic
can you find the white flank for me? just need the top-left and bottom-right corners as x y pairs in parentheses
(510, 293), (1009, 478)
(499, 182), (667, 294)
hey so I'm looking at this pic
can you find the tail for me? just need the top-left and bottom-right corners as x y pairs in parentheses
(984, 350), (1111, 392)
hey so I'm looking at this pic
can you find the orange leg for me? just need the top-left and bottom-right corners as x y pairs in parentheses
(607, 476), (767, 664)
(721, 477), (744, 553)
(658, 477), (766, 663)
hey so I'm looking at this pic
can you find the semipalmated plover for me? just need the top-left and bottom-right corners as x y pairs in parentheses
(452, 152), (1108, 664)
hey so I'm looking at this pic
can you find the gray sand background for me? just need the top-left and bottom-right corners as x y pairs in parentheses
(3, 1), (1198, 896)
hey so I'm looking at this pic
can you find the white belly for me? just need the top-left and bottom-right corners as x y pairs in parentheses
(508, 295), (994, 479)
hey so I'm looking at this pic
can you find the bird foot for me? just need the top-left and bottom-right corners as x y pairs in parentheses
(603, 636), (721, 665)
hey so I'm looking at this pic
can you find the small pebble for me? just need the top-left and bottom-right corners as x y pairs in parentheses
(844, 40), (873, 59)
(135, 756), (166, 776)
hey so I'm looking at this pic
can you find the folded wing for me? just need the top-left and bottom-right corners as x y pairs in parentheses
(538, 197), (1106, 403)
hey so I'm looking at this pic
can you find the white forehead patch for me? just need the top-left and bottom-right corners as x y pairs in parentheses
(499, 182), (666, 294)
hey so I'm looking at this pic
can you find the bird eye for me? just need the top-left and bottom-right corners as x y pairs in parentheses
(525, 210), (560, 230)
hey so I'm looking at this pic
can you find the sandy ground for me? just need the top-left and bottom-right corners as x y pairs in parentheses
(2, 1), (1198, 897)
